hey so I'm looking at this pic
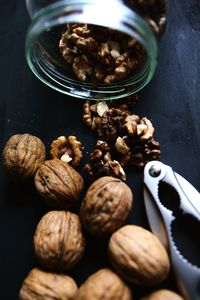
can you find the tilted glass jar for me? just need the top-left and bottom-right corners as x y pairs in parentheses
(25, 0), (167, 100)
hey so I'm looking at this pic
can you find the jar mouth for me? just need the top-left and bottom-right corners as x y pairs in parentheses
(25, 0), (158, 100)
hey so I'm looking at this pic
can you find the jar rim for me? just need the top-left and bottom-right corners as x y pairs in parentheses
(25, 0), (158, 100)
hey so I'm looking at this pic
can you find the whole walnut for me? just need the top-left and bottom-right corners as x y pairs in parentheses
(80, 176), (133, 236)
(19, 268), (77, 300)
(34, 210), (85, 271)
(35, 159), (84, 209)
(108, 225), (170, 286)
(2, 133), (45, 180)
(75, 268), (133, 300)
(141, 289), (184, 300)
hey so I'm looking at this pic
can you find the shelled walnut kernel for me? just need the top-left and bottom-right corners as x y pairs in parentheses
(84, 140), (126, 181)
(83, 100), (161, 180)
(125, 0), (167, 36)
(34, 210), (85, 272)
(19, 268), (77, 300)
(83, 95), (139, 130)
(59, 1), (166, 84)
(59, 24), (145, 85)
(50, 135), (83, 168)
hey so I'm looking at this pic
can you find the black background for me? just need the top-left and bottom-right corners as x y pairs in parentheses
(0, 1), (200, 299)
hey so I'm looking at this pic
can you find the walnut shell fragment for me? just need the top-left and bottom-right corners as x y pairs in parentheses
(34, 210), (85, 271)
(141, 289), (184, 300)
(35, 159), (84, 209)
(80, 176), (133, 236)
(75, 268), (133, 300)
(108, 225), (170, 286)
(3, 133), (46, 180)
(19, 268), (77, 300)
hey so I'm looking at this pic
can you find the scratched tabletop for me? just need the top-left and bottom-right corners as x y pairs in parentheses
(0, 0), (200, 299)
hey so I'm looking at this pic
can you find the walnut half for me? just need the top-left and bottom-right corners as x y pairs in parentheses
(50, 135), (83, 168)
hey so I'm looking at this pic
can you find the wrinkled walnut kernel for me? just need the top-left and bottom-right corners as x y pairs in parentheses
(83, 100), (109, 130)
(59, 0), (166, 85)
(98, 108), (128, 142)
(50, 135), (83, 168)
(84, 108), (161, 173)
(84, 140), (126, 181)
(128, 138), (161, 168)
(125, 0), (167, 36)
(82, 96), (139, 131)
(115, 114), (160, 168)
(59, 23), (146, 85)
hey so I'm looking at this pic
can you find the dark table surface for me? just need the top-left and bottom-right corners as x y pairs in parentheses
(1, 1), (200, 299)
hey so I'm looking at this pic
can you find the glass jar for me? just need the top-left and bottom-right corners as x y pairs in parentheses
(25, 0), (167, 100)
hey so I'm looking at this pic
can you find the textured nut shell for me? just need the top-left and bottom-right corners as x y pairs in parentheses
(80, 176), (133, 236)
(34, 210), (85, 271)
(76, 268), (132, 300)
(141, 289), (184, 300)
(19, 268), (77, 300)
(3, 134), (45, 179)
(35, 159), (84, 209)
(108, 225), (170, 286)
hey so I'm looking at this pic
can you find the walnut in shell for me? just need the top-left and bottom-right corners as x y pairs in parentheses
(35, 159), (84, 209)
(75, 268), (133, 300)
(34, 210), (85, 271)
(19, 268), (77, 300)
(108, 225), (170, 286)
(80, 176), (133, 236)
(141, 289), (184, 300)
(2, 133), (45, 180)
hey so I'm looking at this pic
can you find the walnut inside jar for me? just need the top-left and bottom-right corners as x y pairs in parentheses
(2, 133), (46, 180)
(59, 0), (166, 85)
(124, 0), (167, 36)
(34, 210), (86, 272)
(59, 23), (146, 85)
(19, 268), (78, 300)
